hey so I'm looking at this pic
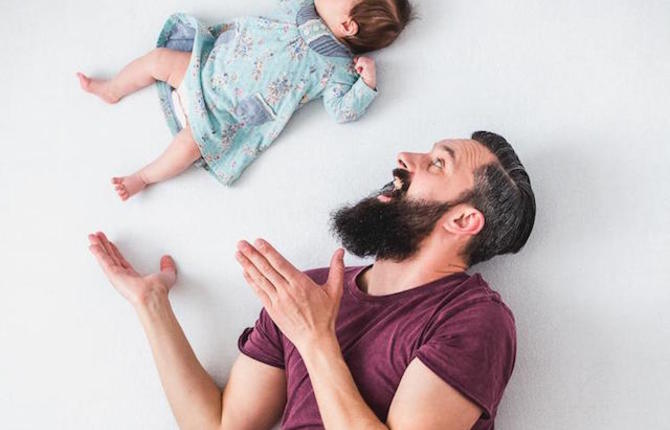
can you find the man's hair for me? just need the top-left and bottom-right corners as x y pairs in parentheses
(344, 0), (413, 54)
(463, 131), (536, 266)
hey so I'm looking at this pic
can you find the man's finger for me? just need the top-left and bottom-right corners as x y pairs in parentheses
(96, 232), (120, 266)
(252, 239), (301, 284)
(88, 234), (112, 262)
(327, 248), (345, 285)
(88, 233), (104, 249)
(326, 248), (345, 297)
(110, 242), (133, 270)
(159, 255), (177, 275)
(243, 271), (273, 310)
(89, 244), (116, 274)
(235, 251), (278, 301)
(238, 241), (288, 288)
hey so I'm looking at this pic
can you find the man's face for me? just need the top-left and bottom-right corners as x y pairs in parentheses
(381, 139), (496, 204)
(332, 139), (496, 261)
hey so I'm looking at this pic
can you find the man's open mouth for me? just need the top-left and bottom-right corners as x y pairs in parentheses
(379, 169), (410, 199)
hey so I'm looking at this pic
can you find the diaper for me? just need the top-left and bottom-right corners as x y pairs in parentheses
(171, 84), (189, 129)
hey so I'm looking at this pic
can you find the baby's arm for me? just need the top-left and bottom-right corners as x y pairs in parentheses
(322, 58), (378, 124)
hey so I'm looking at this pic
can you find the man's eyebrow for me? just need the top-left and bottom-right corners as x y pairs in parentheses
(436, 144), (456, 161)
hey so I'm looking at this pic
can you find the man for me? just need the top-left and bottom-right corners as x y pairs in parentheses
(88, 131), (535, 430)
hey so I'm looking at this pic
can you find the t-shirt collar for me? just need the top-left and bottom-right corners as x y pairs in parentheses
(346, 265), (472, 304)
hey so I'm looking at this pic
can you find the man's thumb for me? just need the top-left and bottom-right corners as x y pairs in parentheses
(160, 255), (177, 275)
(326, 248), (345, 294)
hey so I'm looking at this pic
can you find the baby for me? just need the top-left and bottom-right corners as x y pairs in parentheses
(78, 0), (412, 200)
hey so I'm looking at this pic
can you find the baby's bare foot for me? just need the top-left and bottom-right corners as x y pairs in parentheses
(112, 174), (147, 201)
(77, 72), (120, 104)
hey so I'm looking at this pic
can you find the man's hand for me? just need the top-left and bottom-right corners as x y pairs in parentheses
(235, 239), (345, 353)
(354, 56), (377, 90)
(87, 231), (177, 307)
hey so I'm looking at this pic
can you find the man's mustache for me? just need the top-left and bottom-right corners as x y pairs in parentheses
(392, 168), (411, 192)
(379, 168), (411, 198)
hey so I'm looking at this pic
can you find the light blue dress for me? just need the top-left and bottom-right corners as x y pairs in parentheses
(156, 0), (378, 185)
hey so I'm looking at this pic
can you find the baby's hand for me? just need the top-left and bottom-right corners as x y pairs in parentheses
(354, 56), (377, 90)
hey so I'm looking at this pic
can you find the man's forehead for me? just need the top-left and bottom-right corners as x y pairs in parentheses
(431, 138), (474, 151)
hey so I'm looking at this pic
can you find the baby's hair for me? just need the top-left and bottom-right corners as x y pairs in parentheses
(345, 0), (413, 54)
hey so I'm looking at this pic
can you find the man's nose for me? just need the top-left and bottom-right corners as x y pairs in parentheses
(397, 152), (418, 171)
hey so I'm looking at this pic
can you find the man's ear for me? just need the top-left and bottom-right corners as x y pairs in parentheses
(341, 19), (359, 37)
(442, 204), (485, 237)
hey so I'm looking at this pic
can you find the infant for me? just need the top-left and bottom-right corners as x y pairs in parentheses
(78, 0), (412, 200)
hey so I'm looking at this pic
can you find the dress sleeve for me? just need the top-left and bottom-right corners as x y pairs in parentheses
(413, 300), (516, 418)
(322, 66), (378, 124)
(238, 308), (286, 369)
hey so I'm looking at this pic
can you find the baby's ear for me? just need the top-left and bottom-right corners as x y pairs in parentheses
(341, 18), (359, 37)
(441, 204), (485, 238)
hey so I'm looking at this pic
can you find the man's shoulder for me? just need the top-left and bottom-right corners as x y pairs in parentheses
(427, 272), (516, 336)
(458, 273), (515, 319)
(459, 274), (517, 343)
(414, 274), (518, 422)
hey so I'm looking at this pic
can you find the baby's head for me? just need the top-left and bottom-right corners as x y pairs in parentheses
(315, 0), (413, 54)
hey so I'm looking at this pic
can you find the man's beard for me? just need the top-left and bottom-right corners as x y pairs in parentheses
(331, 169), (454, 262)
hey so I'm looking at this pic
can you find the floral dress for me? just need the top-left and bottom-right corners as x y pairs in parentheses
(156, 0), (378, 185)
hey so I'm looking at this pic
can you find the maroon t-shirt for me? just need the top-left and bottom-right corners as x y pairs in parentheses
(238, 266), (516, 429)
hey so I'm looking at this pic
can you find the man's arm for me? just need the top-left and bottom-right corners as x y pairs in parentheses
(221, 354), (286, 429)
(234, 239), (482, 430)
(88, 232), (286, 430)
(387, 358), (482, 429)
(137, 292), (287, 430)
(300, 337), (481, 430)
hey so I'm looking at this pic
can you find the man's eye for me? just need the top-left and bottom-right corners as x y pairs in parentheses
(431, 158), (444, 169)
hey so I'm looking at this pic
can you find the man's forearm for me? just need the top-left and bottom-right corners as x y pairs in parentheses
(301, 336), (388, 430)
(135, 288), (223, 430)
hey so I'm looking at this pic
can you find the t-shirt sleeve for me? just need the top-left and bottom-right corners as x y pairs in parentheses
(238, 308), (285, 369)
(414, 300), (516, 418)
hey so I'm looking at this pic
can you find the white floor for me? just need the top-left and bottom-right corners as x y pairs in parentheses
(1, 0), (669, 428)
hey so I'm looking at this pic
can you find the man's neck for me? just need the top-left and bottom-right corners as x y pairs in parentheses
(357, 248), (468, 297)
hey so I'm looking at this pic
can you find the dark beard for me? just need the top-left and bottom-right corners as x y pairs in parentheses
(331, 196), (453, 262)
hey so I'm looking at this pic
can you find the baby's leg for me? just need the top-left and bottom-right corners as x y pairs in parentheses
(77, 48), (191, 104)
(112, 126), (201, 201)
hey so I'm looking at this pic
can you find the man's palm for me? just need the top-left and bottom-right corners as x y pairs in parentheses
(88, 232), (176, 305)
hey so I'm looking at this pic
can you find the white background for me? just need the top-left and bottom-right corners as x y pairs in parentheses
(1, 0), (669, 428)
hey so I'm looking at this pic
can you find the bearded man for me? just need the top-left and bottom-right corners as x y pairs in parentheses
(88, 131), (536, 430)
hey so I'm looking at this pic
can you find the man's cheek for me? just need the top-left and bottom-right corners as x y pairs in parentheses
(407, 185), (430, 201)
